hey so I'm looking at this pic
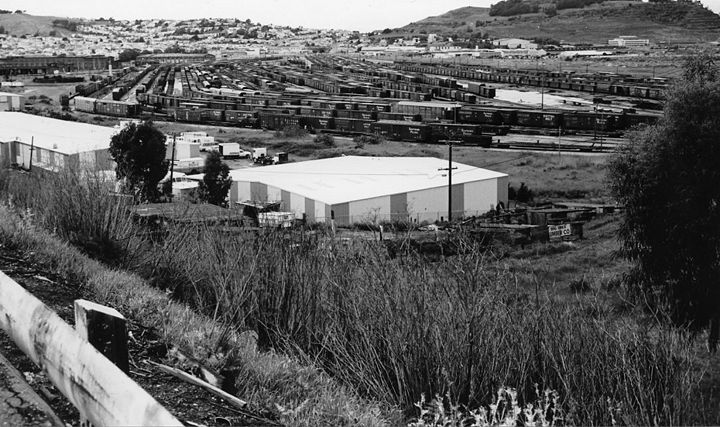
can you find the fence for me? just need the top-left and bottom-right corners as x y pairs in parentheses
(0, 270), (181, 426)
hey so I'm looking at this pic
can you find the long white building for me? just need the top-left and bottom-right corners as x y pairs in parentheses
(0, 112), (116, 171)
(220, 156), (508, 225)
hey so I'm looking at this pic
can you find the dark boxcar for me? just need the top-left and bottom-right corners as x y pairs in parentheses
(371, 120), (431, 143)
(335, 118), (375, 133)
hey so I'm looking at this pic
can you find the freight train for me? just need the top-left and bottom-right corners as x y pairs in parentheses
(133, 92), (658, 137)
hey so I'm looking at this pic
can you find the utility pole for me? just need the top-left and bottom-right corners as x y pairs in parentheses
(438, 139), (458, 222)
(28, 136), (34, 172)
(168, 133), (176, 201)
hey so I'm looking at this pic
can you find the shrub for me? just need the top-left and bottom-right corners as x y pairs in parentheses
(314, 133), (335, 147)
(274, 125), (307, 139)
(353, 134), (384, 145)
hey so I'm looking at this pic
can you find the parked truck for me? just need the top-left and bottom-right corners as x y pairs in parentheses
(218, 142), (241, 159)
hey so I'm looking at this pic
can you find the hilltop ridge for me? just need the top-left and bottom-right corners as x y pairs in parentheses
(393, 1), (720, 44)
(0, 13), (76, 37)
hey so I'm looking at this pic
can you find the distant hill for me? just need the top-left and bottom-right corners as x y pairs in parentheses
(0, 13), (76, 37)
(388, 1), (720, 45)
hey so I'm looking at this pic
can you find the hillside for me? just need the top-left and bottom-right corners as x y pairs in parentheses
(392, 1), (720, 44)
(0, 13), (76, 37)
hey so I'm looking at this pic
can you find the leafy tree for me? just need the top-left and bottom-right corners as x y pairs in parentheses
(609, 53), (720, 350)
(198, 151), (231, 207)
(109, 121), (168, 203)
(118, 48), (140, 62)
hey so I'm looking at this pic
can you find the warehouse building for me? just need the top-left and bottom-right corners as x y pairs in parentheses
(0, 112), (116, 171)
(219, 156), (508, 225)
(135, 53), (216, 65)
(0, 56), (113, 75)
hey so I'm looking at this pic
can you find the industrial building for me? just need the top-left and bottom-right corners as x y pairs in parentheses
(218, 156), (508, 225)
(0, 112), (115, 171)
(135, 53), (216, 65)
(0, 56), (114, 75)
(608, 36), (650, 47)
(0, 92), (24, 111)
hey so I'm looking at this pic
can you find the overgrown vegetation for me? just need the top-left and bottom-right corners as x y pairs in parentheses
(489, 0), (539, 17)
(609, 52), (720, 349)
(0, 166), (717, 425)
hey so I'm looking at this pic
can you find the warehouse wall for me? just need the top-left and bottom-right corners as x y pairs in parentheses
(497, 176), (509, 207)
(267, 185), (283, 203)
(290, 192), (305, 218)
(390, 193), (408, 221)
(452, 183), (464, 218)
(250, 182), (267, 201)
(348, 195), (391, 224)
(305, 198), (315, 222)
(464, 179), (498, 214)
(407, 186), (447, 223)
(0, 142), (8, 164)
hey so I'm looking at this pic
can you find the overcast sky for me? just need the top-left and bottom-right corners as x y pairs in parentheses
(5, 0), (720, 32)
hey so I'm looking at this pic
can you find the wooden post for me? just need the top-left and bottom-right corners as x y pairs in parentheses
(0, 271), (181, 426)
(74, 299), (129, 374)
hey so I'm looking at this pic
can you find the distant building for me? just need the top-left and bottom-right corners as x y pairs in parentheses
(0, 112), (115, 171)
(0, 92), (24, 112)
(608, 36), (649, 47)
(493, 38), (539, 50)
(135, 53), (216, 65)
(203, 156), (508, 225)
(0, 55), (113, 75)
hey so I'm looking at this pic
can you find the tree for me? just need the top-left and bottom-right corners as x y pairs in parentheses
(198, 151), (231, 207)
(609, 53), (720, 350)
(109, 121), (168, 203)
(118, 48), (141, 62)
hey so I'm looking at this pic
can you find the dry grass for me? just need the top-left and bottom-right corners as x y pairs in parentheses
(1, 166), (718, 426)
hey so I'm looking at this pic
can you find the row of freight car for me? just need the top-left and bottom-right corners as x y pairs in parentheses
(74, 67), (132, 97)
(139, 92), (659, 133)
(256, 112), (492, 145)
(393, 62), (667, 100)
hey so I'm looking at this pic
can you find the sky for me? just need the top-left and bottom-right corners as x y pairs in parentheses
(4, 0), (720, 32)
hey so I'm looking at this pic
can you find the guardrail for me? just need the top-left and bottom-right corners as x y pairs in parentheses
(0, 270), (182, 426)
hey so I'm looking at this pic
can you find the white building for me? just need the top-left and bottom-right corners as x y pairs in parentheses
(608, 36), (649, 47)
(0, 92), (25, 112)
(212, 156), (508, 225)
(0, 112), (115, 171)
(493, 38), (539, 49)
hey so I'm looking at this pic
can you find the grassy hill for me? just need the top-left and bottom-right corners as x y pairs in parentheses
(0, 13), (76, 37)
(390, 1), (720, 44)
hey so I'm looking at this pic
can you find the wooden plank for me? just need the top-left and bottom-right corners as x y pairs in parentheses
(0, 271), (182, 426)
(74, 299), (129, 374)
(149, 361), (247, 410)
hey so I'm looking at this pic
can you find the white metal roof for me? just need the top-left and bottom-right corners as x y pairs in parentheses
(0, 112), (116, 155)
(217, 156), (507, 206)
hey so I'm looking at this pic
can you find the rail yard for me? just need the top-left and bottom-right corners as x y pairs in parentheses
(68, 54), (664, 153)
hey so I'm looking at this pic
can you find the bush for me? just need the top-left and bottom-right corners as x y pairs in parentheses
(274, 125), (307, 139)
(314, 133), (335, 147)
(353, 134), (384, 145)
